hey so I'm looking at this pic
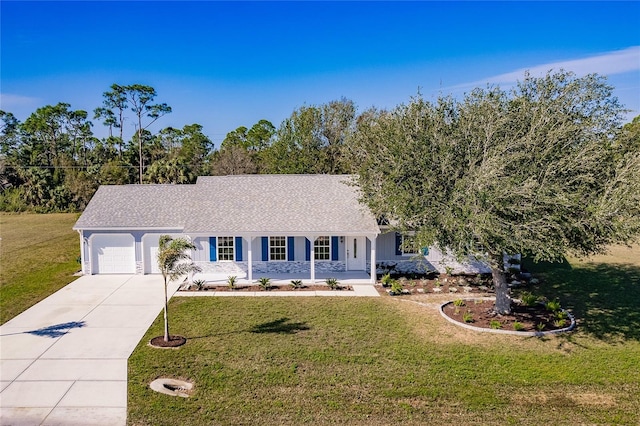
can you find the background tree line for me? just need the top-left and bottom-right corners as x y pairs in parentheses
(0, 83), (361, 212)
(1, 77), (638, 214)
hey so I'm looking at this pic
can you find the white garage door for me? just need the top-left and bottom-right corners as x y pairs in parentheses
(92, 234), (135, 274)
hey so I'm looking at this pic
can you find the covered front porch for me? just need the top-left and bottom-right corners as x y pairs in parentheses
(190, 233), (379, 284)
(191, 269), (373, 286)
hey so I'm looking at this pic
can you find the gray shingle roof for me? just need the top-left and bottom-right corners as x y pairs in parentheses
(73, 175), (380, 235)
(73, 185), (196, 229)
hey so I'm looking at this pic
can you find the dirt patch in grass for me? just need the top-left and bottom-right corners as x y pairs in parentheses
(512, 390), (617, 408)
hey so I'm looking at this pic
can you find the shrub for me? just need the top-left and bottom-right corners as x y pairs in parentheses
(555, 310), (568, 320)
(381, 273), (393, 287)
(520, 291), (538, 307)
(290, 279), (303, 289)
(554, 319), (567, 328)
(326, 278), (340, 290)
(513, 321), (524, 331)
(462, 311), (474, 323)
(193, 279), (206, 291)
(546, 300), (561, 312)
(445, 266), (454, 276)
(490, 320), (502, 329)
(536, 323), (546, 332)
(258, 277), (271, 291)
(227, 275), (237, 289)
(433, 278), (442, 287)
(453, 299), (465, 307)
(390, 280), (403, 295)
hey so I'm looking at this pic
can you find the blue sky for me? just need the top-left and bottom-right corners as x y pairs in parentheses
(2, 1), (639, 147)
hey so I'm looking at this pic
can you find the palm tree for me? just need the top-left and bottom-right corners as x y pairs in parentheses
(157, 235), (201, 342)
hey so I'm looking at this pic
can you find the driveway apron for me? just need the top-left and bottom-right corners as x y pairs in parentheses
(0, 275), (178, 426)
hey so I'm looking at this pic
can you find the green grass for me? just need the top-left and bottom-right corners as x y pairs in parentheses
(129, 246), (640, 426)
(524, 245), (640, 343)
(0, 213), (80, 324)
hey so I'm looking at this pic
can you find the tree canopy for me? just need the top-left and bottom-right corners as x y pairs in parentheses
(349, 71), (640, 313)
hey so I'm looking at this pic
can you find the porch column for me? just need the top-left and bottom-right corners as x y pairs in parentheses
(370, 235), (377, 284)
(186, 235), (195, 281)
(247, 236), (254, 283)
(306, 235), (317, 284)
(310, 236), (316, 284)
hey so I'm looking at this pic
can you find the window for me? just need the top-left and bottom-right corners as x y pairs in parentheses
(217, 236), (235, 261)
(395, 232), (418, 256)
(269, 236), (287, 261)
(401, 234), (418, 255)
(314, 236), (330, 260)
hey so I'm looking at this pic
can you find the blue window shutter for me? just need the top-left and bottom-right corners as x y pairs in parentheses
(421, 247), (429, 256)
(305, 238), (311, 261)
(209, 237), (217, 261)
(261, 237), (268, 261)
(235, 237), (243, 261)
(287, 237), (295, 261)
(331, 236), (339, 261)
(395, 233), (403, 255)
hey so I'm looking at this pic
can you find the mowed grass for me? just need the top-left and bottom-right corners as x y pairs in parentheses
(0, 213), (80, 324)
(129, 246), (640, 425)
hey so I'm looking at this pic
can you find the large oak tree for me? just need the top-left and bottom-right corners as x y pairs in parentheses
(349, 71), (640, 314)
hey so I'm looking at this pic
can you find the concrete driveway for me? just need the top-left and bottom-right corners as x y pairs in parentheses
(0, 275), (179, 426)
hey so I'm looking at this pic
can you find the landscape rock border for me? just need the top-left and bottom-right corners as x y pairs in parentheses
(439, 297), (576, 336)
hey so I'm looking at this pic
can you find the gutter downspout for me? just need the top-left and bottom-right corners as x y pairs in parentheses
(77, 230), (86, 275)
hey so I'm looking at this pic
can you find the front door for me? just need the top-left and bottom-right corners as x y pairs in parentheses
(346, 236), (366, 271)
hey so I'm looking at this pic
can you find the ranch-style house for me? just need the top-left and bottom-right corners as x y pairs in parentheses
(73, 174), (489, 283)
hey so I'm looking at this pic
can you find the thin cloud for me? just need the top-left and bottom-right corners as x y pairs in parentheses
(452, 46), (640, 90)
(0, 93), (41, 110)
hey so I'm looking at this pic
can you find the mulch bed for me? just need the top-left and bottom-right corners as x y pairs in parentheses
(150, 335), (187, 348)
(377, 274), (494, 296)
(184, 285), (353, 292)
(442, 299), (569, 332)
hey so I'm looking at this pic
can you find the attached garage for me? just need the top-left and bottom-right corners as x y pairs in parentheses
(91, 234), (135, 274)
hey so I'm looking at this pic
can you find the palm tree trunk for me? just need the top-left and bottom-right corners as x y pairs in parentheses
(163, 276), (170, 342)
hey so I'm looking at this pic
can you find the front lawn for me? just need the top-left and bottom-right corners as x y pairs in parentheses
(0, 213), (80, 324)
(129, 247), (640, 425)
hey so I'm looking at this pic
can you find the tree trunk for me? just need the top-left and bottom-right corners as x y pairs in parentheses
(138, 124), (144, 184)
(163, 276), (170, 342)
(491, 255), (511, 314)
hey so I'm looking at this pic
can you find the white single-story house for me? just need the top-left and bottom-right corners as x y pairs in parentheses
(73, 174), (490, 283)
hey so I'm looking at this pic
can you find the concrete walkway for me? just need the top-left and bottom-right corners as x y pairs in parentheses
(1, 276), (379, 425)
(0, 275), (180, 426)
